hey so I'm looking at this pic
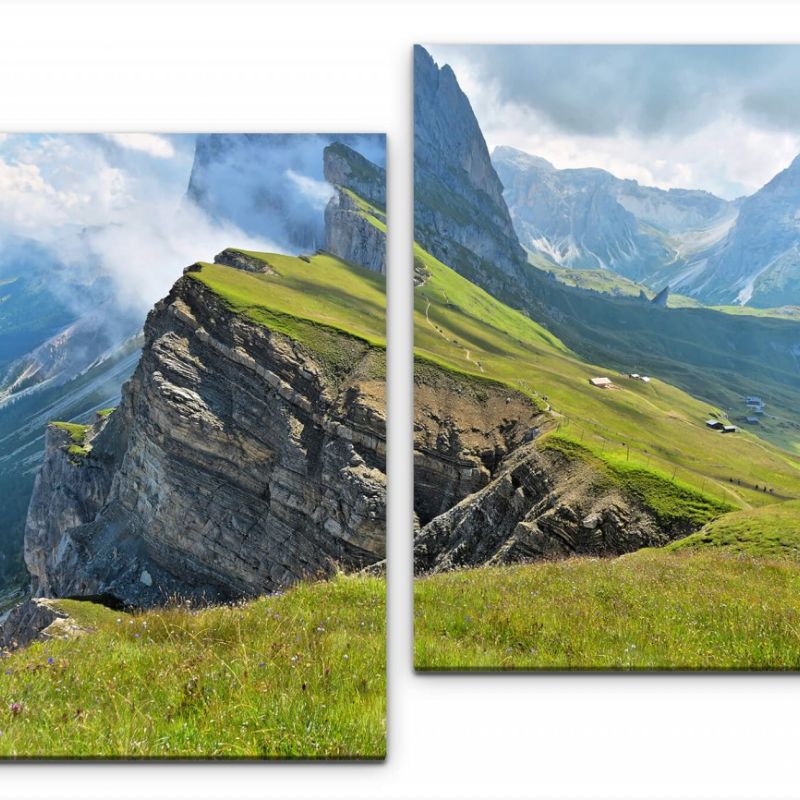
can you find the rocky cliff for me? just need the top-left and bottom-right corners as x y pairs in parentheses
(412, 368), (726, 576)
(414, 45), (528, 287)
(323, 143), (386, 273)
(415, 439), (677, 574)
(21, 256), (386, 609)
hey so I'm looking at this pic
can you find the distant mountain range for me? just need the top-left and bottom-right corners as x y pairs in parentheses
(493, 145), (800, 308)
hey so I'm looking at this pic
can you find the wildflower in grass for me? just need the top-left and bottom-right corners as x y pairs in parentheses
(258, 662), (266, 668)
(47, 657), (54, 665)
(9, 702), (23, 715)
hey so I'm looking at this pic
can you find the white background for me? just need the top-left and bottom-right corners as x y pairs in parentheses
(1, 2), (800, 798)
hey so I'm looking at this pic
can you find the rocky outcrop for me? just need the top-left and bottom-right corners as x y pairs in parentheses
(323, 142), (386, 210)
(651, 286), (670, 307)
(323, 143), (386, 273)
(213, 248), (275, 274)
(414, 45), (527, 284)
(325, 190), (386, 273)
(22, 262), (386, 608)
(0, 598), (72, 651)
(413, 364), (544, 526)
(25, 415), (121, 597)
(415, 438), (685, 575)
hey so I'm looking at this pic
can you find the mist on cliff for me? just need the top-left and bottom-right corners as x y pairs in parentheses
(186, 133), (386, 255)
(0, 133), (385, 324)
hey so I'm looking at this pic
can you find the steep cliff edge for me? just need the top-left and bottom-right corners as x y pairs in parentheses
(22, 252), (387, 609)
(323, 143), (386, 273)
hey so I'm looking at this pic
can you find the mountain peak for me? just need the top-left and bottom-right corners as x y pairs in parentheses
(493, 146), (555, 173)
(413, 45), (527, 279)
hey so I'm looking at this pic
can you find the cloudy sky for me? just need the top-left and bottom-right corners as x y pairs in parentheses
(427, 45), (800, 199)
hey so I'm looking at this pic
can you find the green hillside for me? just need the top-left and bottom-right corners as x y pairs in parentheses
(0, 575), (385, 758)
(666, 501), (800, 560)
(193, 251), (385, 342)
(414, 243), (800, 510)
(415, 240), (800, 671)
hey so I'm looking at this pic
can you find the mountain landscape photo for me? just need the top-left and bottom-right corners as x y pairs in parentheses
(0, 133), (387, 757)
(412, 44), (800, 670)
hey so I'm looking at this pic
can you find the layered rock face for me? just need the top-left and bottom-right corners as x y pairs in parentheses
(323, 143), (386, 273)
(413, 45), (527, 285)
(413, 366), (544, 527)
(23, 265), (386, 607)
(415, 440), (671, 574)
(325, 191), (386, 273)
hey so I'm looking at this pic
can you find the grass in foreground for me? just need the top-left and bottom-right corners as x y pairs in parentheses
(0, 575), (385, 759)
(414, 551), (800, 670)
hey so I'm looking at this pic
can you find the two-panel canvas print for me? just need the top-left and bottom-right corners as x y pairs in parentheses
(0, 133), (387, 757)
(2, 43), (800, 761)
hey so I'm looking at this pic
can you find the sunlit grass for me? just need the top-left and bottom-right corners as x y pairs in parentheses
(0, 575), (385, 759)
(414, 551), (800, 671)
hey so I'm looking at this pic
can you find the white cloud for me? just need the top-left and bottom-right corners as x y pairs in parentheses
(104, 133), (176, 159)
(285, 168), (334, 209)
(0, 134), (278, 314)
(0, 139), (132, 232)
(85, 198), (280, 313)
(0, 158), (85, 230)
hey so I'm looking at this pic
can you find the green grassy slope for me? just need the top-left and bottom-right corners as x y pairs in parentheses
(192, 252), (385, 346)
(414, 552), (800, 670)
(414, 244), (800, 510)
(666, 501), (800, 560)
(188, 252), (386, 385)
(0, 575), (385, 758)
(415, 243), (800, 671)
